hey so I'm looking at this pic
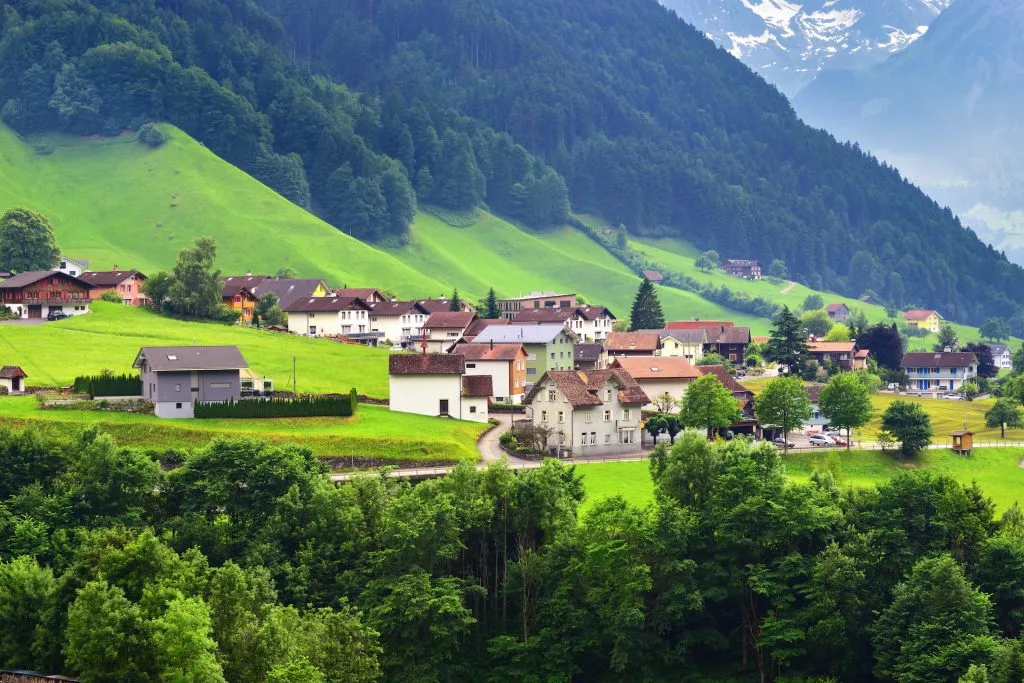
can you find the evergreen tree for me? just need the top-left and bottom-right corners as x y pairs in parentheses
(484, 288), (500, 319)
(629, 278), (664, 331)
(765, 306), (810, 372)
(435, 131), (484, 211)
(449, 289), (462, 312)
(934, 325), (959, 352)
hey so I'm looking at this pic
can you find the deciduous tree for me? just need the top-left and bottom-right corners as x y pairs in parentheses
(819, 372), (872, 449)
(986, 399), (1023, 439)
(881, 400), (933, 457)
(680, 374), (741, 440)
(695, 249), (719, 272)
(167, 237), (223, 319)
(0, 207), (60, 273)
(801, 309), (833, 338)
(755, 376), (812, 454)
(802, 294), (823, 311)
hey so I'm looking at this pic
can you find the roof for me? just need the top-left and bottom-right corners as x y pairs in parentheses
(282, 296), (371, 312)
(462, 375), (493, 397)
(248, 278), (329, 308)
(60, 256), (90, 266)
(0, 271), (94, 289)
(901, 352), (978, 369)
(450, 343), (526, 362)
(723, 259), (759, 267)
(389, 353), (464, 375)
(512, 308), (578, 323)
(505, 291), (574, 302)
(574, 343), (604, 363)
(666, 320), (734, 331)
(611, 356), (700, 380)
(577, 306), (616, 321)
(753, 336), (770, 344)
(527, 368), (648, 408)
(903, 309), (941, 321)
(415, 299), (473, 313)
(77, 270), (144, 287)
(334, 288), (385, 301)
(221, 283), (257, 299)
(696, 365), (753, 397)
(826, 303), (848, 313)
(854, 349), (870, 359)
(642, 270), (663, 282)
(715, 326), (751, 345)
(605, 332), (661, 352)
(473, 324), (578, 345)
(368, 300), (431, 316)
(989, 343), (1010, 355)
(808, 342), (856, 353)
(805, 383), (825, 403)
(0, 365), (27, 379)
(655, 328), (707, 344)
(133, 346), (248, 372)
(424, 311), (477, 329)
(462, 318), (508, 339)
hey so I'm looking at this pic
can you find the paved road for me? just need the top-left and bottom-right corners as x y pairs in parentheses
(478, 413), (515, 463)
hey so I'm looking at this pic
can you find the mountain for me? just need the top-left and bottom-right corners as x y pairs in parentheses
(2, 0), (1024, 329)
(660, 0), (951, 94)
(794, 0), (1024, 266)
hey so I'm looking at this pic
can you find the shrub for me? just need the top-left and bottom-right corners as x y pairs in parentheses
(194, 392), (357, 419)
(137, 122), (166, 148)
(73, 373), (142, 398)
(99, 290), (125, 303)
(33, 144), (54, 156)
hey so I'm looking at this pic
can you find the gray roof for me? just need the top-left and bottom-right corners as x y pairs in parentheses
(989, 343), (1010, 355)
(472, 324), (578, 344)
(637, 328), (706, 343)
(133, 346), (248, 372)
(222, 277), (331, 308)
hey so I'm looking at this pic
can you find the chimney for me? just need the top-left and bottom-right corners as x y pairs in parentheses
(113, 264), (119, 271)
(245, 271), (252, 277)
(490, 339), (494, 351)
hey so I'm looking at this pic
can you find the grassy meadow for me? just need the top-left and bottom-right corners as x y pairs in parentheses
(0, 302), (390, 396)
(0, 395), (487, 463)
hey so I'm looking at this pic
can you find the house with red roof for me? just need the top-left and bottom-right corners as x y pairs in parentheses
(903, 310), (943, 334)
(0, 366), (27, 394)
(78, 269), (148, 306)
(610, 356), (700, 412)
(825, 303), (851, 323)
(420, 311), (479, 353)
(450, 342), (528, 403)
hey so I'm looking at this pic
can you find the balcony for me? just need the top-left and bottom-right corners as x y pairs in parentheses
(906, 370), (973, 380)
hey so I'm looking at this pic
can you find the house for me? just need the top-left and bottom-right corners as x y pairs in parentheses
(221, 283), (258, 323)
(903, 310), (943, 334)
(0, 366), (27, 394)
(696, 365), (760, 437)
(498, 292), (577, 320)
(605, 332), (661, 357)
(804, 383), (829, 429)
(283, 296), (379, 344)
(901, 352), (978, 393)
(574, 343), (606, 371)
(651, 329), (706, 362)
(471, 324), (579, 383)
(368, 301), (432, 347)
(854, 349), (870, 371)
(333, 288), (387, 303)
(642, 270), (664, 283)
(450, 343), (529, 403)
(78, 270), (148, 306)
(512, 305), (616, 342)
(0, 271), (95, 319)
(416, 298), (477, 314)
(610, 356), (700, 412)
(56, 257), (90, 277)
(460, 317), (509, 343)
(808, 341), (857, 372)
(421, 311), (479, 353)
(524, 368), (649, 456)
(989, 343), (1013, 370)
(222, 276), (331, 310)
(133, 346), (248, 418)
(388, 353), (489, 422)
(705, 326), (752, 365)
(722, 259), (761, 279)
(826, 303), (851, 323)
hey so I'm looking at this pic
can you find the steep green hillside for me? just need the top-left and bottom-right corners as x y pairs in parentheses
(0, 125), (444, 293)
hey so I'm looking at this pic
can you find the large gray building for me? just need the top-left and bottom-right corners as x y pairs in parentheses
(133, 346), (249, 418)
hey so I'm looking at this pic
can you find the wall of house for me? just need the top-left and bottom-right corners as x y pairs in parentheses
(144, 369), (240, 418)
(0, 377), (23, 393)
(659, 338), (703, 361)
(88, 278), (146, 305)
(461, 396), (489, 422)
(371, 314), (426, 346)
(635, 378), (691, 412)
(389, 374), (463, 418)
(287, 309), (369, 337)
(529, 379), (642, 456)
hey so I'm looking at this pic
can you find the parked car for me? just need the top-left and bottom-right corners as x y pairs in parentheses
(47, 310), (68, 321)
(772, 436), (796, 449)
(943, 393), (963, 400)
(886, 383), (899, 391)
(808, 434), (834, 447)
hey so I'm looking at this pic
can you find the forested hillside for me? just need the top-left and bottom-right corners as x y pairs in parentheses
(2, 0), (1024, 327)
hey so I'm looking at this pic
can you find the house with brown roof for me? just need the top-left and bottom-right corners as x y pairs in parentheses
(368, 300), (432, 347)
(605, 332), (661, 357)
(704, 326), (752, 365)
(853, 349), (869, 371)
(221, 283), (258, 324)
(497, 292), (576, 320)
(282, 296), (378, 343)
(574, 343), (606, 371)
(416, 298), (476, 314)
(524, 368), (649, 456)
(333, 288), (387, 303)
(450, 342), (528, 403)
(388, 353), (489, 422)
(79, 270), (147, 306)
(649, 329), (706, 361)
(0, 271), (95, 319)
(721, 259), (761, 279)
(0, 366), (27, 394)
(667, 320), (735, 331)
(222, 276), (332, 310)
(421, 311), (479, 353)
(610, 356), (700, 412)
(808, 341), (858, 372)
(901, 352), (977, 393)
(825, 303), (851, 323)
(513, 305), (616, 342)
(902, 310), (943, 334)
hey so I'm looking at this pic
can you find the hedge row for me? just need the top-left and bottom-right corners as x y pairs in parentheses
(194, 389), (357, 419)
(72, 373), (143, 398)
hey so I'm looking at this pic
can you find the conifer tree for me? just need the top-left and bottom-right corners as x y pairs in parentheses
(449, 289), (462, 312)
(629, 278), (664, 331)
(765, 305), (810, 372)
(484, 288), (500, 319)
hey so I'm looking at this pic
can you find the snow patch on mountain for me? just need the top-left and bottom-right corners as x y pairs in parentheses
(877, 24), (929, 50)
(740, 0), (803, 37)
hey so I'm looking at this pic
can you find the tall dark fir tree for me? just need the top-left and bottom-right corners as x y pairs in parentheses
(765, 305), (810, 372)
(484, 288), (500, 319)
(629, 278), (664, 331)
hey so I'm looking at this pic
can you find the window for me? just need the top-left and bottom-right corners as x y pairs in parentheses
(585, 412), (592, 423)
(210, 383), (232, 389)
(469, 406), (477, 414)
(550, 352), (555, 360)
(466, 363), (476, 369)
(541, 410), (548, 422)
(527, 353), (537, 361)
(590, 432), (597, 445)
(175, 402), (182, 409)
(605, 434), (611, 444)
(605, 389), (612, 401)
(581, 433), (587, 446)
(623, 409), (631, 421)
(548, 390), (557, 402)
(175, 384), (181, 392)
(558, 411), (565, 423)
(603, 410), (611, 422)
(527, 368), (537, 376)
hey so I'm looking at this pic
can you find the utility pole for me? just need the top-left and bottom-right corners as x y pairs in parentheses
(293, 355), (296, 394)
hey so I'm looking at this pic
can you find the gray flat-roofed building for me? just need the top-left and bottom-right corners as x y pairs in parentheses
(133, 346), (249, 418)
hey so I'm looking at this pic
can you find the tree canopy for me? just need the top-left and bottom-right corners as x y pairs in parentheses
(0, 207), (60, 273)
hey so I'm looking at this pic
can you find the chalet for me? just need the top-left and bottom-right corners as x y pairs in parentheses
(0, 366), (27, 394)
(450, 342), (529, 403)
(524, 368), (649, 456)
(134, 346), (248, 419)
(574, 343), (606, 371)
(903, 310), (943, 334)
(388, 354), (489, 422)
(222, 276), (332, 310)
(78, 270), (148, 306)
(705, 325), (752, 365)
(0, 271), (94, 319)
(283, 296), (378, 343)
(990, 343), (1013, 370)
(901, 352), (978, 393)
(498, 292), (577, 320)
(826, 303), (851, 323)
(854, 349), (870, 371)
(334, 288), (387, 303)
(56, 257), (90, 277)
(221, 283), (258, 323)
(368, 300), (431, 347)
(415, 298), (476, 314)
(808, 341), (857, 372)
(421, 311), (479, 353)
(605, 332), (661, 357)
(722, 259), (761, 279)
(471, 324), (578, 381)
(610, 356), (700, 412)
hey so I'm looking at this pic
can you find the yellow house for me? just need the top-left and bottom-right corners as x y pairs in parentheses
(903, 310), (943, 334)
(656, 329), (706, 362)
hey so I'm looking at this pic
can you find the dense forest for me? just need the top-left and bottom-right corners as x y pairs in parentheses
(2, 426), (1023, 681)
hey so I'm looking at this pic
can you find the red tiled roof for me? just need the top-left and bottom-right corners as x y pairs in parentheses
(605, 332), (660, 352)
(334, 288), (385, 300)
(642, 270), (663, 282)
(666, 320), (734, 331)
(389, 353), (464, 375)
(424, 311), (477, 329)
(450, 343), (526, 361)
(462, 375), (493, 397)
(610, 356), (700, 380)
(903, 309), (941, 321)
(78, 270), (145, 287)
(808, 342), (856, 353)
(368, 301), (431, 316)
(526, 368), (648, 408)
(854, 349), (870, 358)
(0, 365), (27, 379)
(577, 306), (615, 321)
(512, 308), (578, 323)
(826, 303), (847, 314)
(900, 352), (977, 369)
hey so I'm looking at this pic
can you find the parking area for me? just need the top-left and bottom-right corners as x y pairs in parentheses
(0, 318), (48, 326)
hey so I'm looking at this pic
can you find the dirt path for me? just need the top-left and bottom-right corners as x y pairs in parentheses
(780, 281), (797, 294)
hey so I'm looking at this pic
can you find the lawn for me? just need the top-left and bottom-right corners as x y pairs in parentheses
(578, 447), (1024, 513)
(0, 302), (390, 397)
(0, 395), (487, 463)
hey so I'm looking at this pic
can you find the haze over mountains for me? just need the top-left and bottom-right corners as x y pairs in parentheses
(661, 0), (951, 95)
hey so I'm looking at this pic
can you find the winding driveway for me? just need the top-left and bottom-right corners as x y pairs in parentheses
(478, 413), (516, 463)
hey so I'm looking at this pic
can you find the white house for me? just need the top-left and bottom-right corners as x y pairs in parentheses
(512, 305), (615, 342)
(523, 368), (649, 456)
(901, 352), (978, 393)
(652, 329), (706, 361)
(0, 366), (27, 394)
(449, 342), (529, 404)
(388, 353), (490, 422)
(990, 343), (1013, 370)
(368, 300), (431, 347)
(0, 271), (95, 319)
(283, 296), (376, 340)
(56, 256), (90, 277)
(421, 311), (479, 353)
(609, 356), (700, 412)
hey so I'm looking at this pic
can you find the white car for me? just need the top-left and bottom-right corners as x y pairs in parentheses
(808, 434), (834, 447)
(943, 393), (963, 400)
(886, 383), (899, 391)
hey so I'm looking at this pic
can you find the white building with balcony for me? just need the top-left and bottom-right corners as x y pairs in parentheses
(900, 352), (978, 393)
